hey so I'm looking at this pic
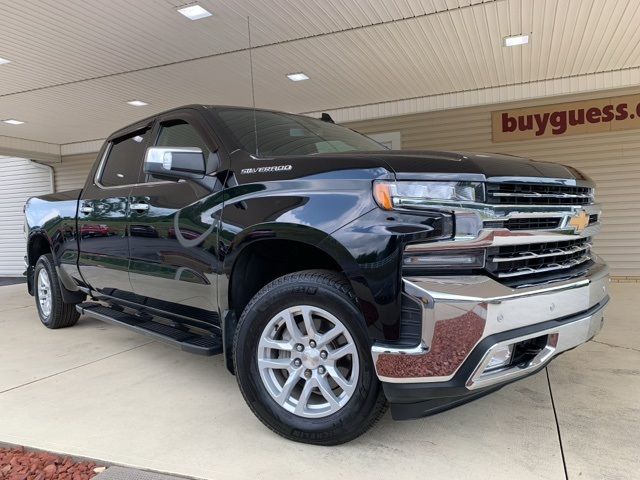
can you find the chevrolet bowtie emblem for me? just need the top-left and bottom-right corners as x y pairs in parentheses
(568, 210), (590, 233)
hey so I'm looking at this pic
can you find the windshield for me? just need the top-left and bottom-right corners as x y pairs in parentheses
(212, 108), (387, 156)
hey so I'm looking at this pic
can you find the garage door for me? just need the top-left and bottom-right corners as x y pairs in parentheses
(0, 157), (52, 276)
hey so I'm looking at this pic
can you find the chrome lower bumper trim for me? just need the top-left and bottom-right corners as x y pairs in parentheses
(466, 299), (607, 389)
(371, 258), (610, 384)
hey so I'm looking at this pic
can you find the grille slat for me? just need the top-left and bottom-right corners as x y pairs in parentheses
(491, 242), (591, 263)
(490, 192), (592, 199)
(500, 217), (562, 230)
(486, 183), (593, 206)
(484, 215), (599, 232)
(486, 237), (592, 278)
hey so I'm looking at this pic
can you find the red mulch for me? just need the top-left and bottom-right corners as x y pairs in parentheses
(0, 447), (103, 480)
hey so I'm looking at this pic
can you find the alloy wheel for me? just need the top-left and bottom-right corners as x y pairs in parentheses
(37, 268), (52, 318)
(257, 305), (359, 418)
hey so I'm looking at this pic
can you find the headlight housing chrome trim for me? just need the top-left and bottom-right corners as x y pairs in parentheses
(373, 180), (484, 210)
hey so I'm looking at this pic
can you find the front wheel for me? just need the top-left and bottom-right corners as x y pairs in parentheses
(234, 270), (387, 445)
(34, 254), (80, 329)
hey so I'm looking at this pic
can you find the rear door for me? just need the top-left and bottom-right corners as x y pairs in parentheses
(127, 111), (225, 322)
(78, 127), (151, 295)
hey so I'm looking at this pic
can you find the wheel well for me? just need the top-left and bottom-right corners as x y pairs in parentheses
(229, 239), (342, 318)
(28, 234), (51, 266)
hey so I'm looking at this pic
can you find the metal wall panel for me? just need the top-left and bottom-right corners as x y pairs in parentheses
(347, 90), (640, 277)
(0, 0), (494, 97)
(52, 154), (96, 192)
(0, 157), (52, 276)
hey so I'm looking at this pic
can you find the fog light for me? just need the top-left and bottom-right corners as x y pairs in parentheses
(484, 344), (514, 371)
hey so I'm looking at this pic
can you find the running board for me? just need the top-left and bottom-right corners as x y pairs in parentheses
(76, 303), (223, 356)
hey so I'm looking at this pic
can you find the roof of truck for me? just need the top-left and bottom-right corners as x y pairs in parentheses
(107, 104), (315, 140)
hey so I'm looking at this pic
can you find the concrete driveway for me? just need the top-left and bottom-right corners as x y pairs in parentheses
(0, 282), (637, 480)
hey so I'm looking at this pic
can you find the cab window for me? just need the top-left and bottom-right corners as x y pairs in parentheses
(100, 131), (148, 187)
(156, 121), (210, 157)
(143, 121), (211, 183)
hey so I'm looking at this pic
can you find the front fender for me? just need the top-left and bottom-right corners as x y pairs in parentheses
(218, 173), (386, 276)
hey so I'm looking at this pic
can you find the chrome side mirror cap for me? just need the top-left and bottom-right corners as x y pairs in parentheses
(144, 147), (206, 180)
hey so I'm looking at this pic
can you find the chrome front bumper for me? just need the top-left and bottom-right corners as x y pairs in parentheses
(372, 257), (610, 387)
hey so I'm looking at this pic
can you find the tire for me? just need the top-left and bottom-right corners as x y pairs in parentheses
(34, 254), (80, 329)
(234, 269), (387, 445)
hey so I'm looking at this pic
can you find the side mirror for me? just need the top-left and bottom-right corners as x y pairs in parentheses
(144, 147), (206, 181)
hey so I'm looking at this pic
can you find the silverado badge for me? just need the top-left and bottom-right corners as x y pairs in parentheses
(568, 210), (590, 233)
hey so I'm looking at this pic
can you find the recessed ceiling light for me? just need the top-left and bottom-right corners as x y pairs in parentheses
(287, 73), (309, 82)
(2, 119), (25, 125)
(0, 57), (10, 65)
(503, 34), (529, 47)
(127, 100), (148, 107)
(177, 4), (212, 20)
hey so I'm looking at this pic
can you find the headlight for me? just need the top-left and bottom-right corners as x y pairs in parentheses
(373, 181), (483, 210)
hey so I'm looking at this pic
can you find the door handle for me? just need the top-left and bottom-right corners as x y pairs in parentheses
(80, 205), (94, 214)
(130, 203), (150, 213)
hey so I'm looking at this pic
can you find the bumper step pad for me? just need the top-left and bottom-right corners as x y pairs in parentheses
(76, 303), (222, 356)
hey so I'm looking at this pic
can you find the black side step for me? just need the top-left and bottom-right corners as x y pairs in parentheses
(77, 303), (223, 356)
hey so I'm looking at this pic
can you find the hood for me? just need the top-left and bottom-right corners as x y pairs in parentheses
(368, 150), (589, 182)
(231, 149), (590, 184)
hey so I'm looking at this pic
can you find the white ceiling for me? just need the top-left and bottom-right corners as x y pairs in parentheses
(0, 0), (639, 146)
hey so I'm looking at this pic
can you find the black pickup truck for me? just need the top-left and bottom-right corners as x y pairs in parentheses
(24, 105), (609, 445)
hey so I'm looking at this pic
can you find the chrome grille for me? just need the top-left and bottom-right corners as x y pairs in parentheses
(486, 183), (593, 205)
(483, 214), (599, 231)
(485, 237), (592, 278)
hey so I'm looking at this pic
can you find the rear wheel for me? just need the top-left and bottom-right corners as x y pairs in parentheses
(34, 254), (80, 329)
(234, 270), (387, 445)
